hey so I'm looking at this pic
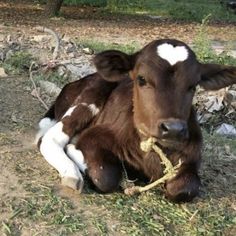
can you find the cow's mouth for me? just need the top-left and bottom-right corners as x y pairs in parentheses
(156, 138), (186, 149)
(138, 120), (189, 147)
(138, 129), (187, 149)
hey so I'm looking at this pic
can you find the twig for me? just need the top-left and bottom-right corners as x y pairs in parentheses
(29, 61), (49, 110)
(34, 26), (60, 60)
(198, 101), (214, 123)
(189, 210), (199, 221)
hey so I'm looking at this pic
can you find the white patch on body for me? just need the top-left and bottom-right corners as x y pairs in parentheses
(40, 121), (83, 181)
(66, 144), (87, 173)
(80, 103), (99, 116)
(157, 43), (188, 66)
(63, 105), (77, 118)
(35, 117), (57, 144)
(88, 104), (100, 116)
(81, 102), (88, 106)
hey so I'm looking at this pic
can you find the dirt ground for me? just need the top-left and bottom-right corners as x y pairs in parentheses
(0, 1), (236, 235)
(1, 0), (236, 46)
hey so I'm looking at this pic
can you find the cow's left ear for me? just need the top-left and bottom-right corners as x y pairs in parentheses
(199, 63), (236, 90)
(93, 50), (138, 81)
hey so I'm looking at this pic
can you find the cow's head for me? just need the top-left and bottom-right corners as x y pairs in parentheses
(94, 39), (236, 147)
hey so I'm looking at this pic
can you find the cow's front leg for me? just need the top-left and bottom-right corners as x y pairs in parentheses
(165, 163), (201, 202)
(40, 121), (83, 191)
(39, 103), (100, 191)
(69, 126), (123, 193)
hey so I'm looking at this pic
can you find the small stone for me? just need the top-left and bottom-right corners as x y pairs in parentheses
(224, 145), (231, 155)
(82, 47), (93, 55)
(216, 123), (236, 136)
(0, 67), (7, 77)
(38, 80), (61, 97)
(11, 114), (18, 123)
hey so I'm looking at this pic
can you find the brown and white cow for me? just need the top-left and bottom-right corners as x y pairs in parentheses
(36, 39), (236, 202)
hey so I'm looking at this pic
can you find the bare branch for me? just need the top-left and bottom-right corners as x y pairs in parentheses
(29, 62), (49, 110)
(35, 26), (60, 60)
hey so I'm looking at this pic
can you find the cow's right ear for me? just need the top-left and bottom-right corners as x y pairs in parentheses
(93, 50), (137, 81)
(199, 63), (236, 90)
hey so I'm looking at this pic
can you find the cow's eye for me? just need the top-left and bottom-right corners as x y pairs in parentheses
(137, 75), (147, 86)
(188, 85), (196, 93)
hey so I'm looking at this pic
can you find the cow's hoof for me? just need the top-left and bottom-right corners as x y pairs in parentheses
(61, 176), (84, 193)
(165, 173), (200, 203)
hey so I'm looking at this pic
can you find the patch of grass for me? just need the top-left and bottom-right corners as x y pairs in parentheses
(82, 188), (236, 235)
(157, 0), (236, 23)
(62, 0), (236, 23)
(77, 132), (235, 235)
(1, 134), (235, 235)
(117, 0), (236, 23)
(193, 15), (236, 66)
(34, 71), (70, 88)
(78, 38), (140, 54)
(3, 185), (87, 235)
(2, 51), (34, 75)
(92, 217), (108, 235)
(203, 130), (236, 160)
(64, 0), (106, 7)
(193, 15), (215, 63)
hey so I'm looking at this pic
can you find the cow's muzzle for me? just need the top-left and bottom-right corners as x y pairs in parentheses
(158, 120), (188, 141)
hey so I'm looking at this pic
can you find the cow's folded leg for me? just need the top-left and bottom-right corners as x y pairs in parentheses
(86, 149), (122, 193)
(165, 163), (201, 202)
(40, 121), (84, 191)
(75, 126), (123, 193)
(38, 102), (101, 191)
(66, 144), (87, 173)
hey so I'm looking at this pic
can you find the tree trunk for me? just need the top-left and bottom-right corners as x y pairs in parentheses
(44, 0), (64, 17)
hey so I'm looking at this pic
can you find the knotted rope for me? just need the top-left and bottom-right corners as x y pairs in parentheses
(124, 137), (182, 196)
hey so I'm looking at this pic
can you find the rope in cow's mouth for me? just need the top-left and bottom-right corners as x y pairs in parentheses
(124, 136), (182, 196)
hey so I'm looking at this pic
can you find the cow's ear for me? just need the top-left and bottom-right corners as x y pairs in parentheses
(199, 63), (236, 90)
(93, 50), (137, 81)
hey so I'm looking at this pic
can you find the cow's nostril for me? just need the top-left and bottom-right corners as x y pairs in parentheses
(159, 121), (188, 139)
(160, 122), (169, 132)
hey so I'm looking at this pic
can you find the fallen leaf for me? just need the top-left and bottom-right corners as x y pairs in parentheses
(205, 95), (224, 112)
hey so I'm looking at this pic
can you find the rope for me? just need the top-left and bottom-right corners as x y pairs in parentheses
(124, 137), (182, 196)
(120, 160), (137, 189)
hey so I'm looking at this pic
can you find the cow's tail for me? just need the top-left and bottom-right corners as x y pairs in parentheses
(35, 103), (57, 146)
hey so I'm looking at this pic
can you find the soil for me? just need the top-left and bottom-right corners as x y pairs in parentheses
(0, 1), (236, 235)
(1, 0), (236, 46)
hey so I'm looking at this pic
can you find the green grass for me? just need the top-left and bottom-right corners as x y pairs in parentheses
(77, 27), (236, 67)
(78, 38), (140, 54)
(34, 71), (71, 88)
(2, 187), (87, 235)
(193, 15), (236, 65)
(64, 0), (106, 7)
(2, 51), (34, 75)
(62, 0), (236, 23)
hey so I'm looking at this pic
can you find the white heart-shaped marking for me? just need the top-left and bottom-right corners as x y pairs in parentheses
(157, 43), (188, 66)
